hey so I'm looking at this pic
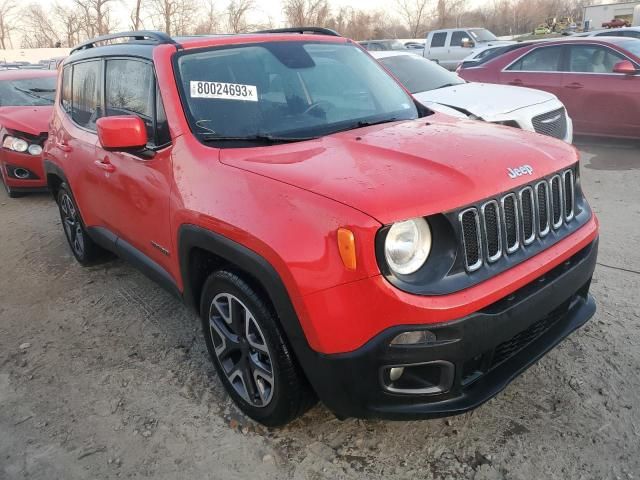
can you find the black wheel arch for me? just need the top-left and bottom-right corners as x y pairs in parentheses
(178, 225), (317, 377)
(43, 160), (69, 200)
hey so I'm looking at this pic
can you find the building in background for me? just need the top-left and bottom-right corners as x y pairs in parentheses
(583, 1), (640, 30)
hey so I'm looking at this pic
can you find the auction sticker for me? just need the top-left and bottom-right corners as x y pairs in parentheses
(190, 81), (258, 102)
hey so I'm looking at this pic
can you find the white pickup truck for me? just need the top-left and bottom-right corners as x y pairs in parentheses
(423, 28), (514, 70)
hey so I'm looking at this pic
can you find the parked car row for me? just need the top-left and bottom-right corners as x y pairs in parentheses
(458, 37), (640, 139)
(1, 28), (600, 428)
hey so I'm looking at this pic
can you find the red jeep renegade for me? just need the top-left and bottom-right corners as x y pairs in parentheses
(44, 29), (599, 426)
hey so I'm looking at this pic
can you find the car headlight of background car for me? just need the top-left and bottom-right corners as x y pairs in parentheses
(384, 217), (432, 275)
(2, 135), (43, 156)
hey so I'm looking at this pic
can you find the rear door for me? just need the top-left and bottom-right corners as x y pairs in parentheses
(562, 44), (639, 137)
(499, 45), (565, 97)
(425, 32), (449, 66)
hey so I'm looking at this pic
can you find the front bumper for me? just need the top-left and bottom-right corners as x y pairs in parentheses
(304, 238), (597, 420)
(1, 150), (47, 189)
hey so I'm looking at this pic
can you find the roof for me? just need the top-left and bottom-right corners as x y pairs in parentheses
(0, 69), (57, 80)
(577, 26), (640, 36)
(64, 29), (348, 65)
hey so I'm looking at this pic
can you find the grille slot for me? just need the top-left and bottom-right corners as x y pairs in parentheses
(482, 201), (502, 262)
(550, 175), (563, 229)
(460, 208), (482, 272)
(502, 193), (519, 253)
(563, 170), (574, 221)
(535, 181), (550, 237)
(532, 108), (568, 140)
(519, 187), (535, 245)
(458, 168), (577, 272)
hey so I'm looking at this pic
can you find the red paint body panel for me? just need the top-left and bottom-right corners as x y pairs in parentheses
(44, 35), (599, 356)
(459, 38), (640, 139)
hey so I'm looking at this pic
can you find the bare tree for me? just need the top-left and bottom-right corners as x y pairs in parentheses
(226, 0), (254, 33)
(395, 0), (431, 38)
(21, 4), (61, 48)
(149, 0), (199, 36)
(194, 0), (221, 34)
(72, 0), (117, 37)
(53, 3), (83, 47)
(130, 0), (144, 30)
(282, 0), (331, 27)
(0, 0), (15, 49)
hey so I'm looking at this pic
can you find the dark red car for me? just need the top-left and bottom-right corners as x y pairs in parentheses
(44, 30), (598, 426)
(458, 38), (640, 139)
(0, 70), (57, 197)
(602, 18), (629, 28)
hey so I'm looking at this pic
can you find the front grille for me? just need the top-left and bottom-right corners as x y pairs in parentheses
(459, 167), (576, 272)
(532, 108), (568, 140)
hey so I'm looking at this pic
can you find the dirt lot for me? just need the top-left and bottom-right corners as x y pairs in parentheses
(1, 138), (639, 480)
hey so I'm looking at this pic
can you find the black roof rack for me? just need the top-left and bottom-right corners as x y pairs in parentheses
(71, 31), (178, 54)
(252, 27), (341, 37)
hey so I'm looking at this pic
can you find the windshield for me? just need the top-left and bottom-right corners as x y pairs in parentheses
(469, 29), (498, 42)
(176, 41), (418, 143)
(379, 55), (465, 93)
(0, 76), (56, 106)
(620, 39), (640, 58)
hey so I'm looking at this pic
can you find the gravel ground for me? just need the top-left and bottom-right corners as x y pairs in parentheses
(1, 138), (639, 480)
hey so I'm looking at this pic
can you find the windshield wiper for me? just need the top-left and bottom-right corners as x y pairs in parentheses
(433, 83), (463, 90)
(355, 117), (398, 128)
(199, 133), (318, 144)
(13, 86), (54, 103)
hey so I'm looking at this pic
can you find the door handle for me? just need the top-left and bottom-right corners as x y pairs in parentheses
(56, 141), (72, 152)
(94, 159), (115, 173)
(565, 82), (583, 89)
(509, 79), (524, 86)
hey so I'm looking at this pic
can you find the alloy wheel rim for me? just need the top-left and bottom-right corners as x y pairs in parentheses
(60, 193), (84, 257)
(208, 293), (275, 407)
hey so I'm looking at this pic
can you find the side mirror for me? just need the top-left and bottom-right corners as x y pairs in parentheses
(613, 60), (638, 75)
(96, 115), (148, 151)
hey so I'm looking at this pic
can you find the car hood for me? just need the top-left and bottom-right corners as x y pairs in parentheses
(477, 40), (515, 47)
(220, 114), (578, 224)
(414, 83), (556, 119)
(0, 106), (52, 136)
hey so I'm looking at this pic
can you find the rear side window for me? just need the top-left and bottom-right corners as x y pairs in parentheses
(508, 46), (563, 72)
(61, 66), (72, 114)
(71, 61), (102, 130)
(567, 45), (624, 73)
(431, 32), (447, 48)
(451, 31), (470, 47)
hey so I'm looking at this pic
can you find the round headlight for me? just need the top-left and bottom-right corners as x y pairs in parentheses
(384, 218), (432, 275)
(12, 138), (28, 152)
(28, 144), (43, 156)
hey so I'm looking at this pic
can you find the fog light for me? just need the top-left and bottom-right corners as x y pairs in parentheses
(389, 367), (404, 381)
(390, 330), (436, 345)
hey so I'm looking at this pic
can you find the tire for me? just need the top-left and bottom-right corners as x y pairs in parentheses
(200, 270), (316, 427)
(56, 183), (109, 266)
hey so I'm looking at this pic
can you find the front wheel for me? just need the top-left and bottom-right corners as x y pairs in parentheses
(200, 270), (316, 426)
(57, 183), (109, 265)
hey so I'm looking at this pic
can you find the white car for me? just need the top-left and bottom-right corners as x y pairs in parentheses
(372, 51), (573, 143)
(573, 26), (640, 39)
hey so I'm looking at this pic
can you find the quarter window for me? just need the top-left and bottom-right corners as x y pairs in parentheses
(61, 66), (72, 114)
(567, 45), (625, 73)
(71, 61), (102, 130)
(431, 32), (447, 48)
(508, 46), (563, 72)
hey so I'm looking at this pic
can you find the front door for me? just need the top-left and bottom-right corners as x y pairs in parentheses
(93, 58), (175, 277)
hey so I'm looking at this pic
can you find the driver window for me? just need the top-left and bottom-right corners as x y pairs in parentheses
(105, 59), (154, 142)
(451, 31), (470, 47)
(567, 45), (624, 73)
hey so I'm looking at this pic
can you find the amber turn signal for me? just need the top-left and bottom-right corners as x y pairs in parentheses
(337, 228), (357, 270)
